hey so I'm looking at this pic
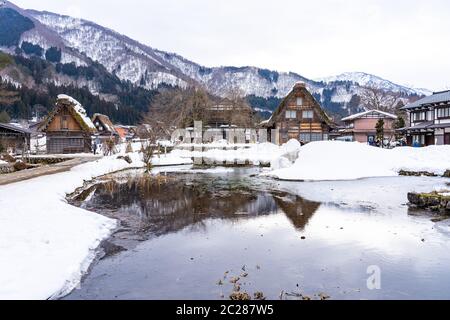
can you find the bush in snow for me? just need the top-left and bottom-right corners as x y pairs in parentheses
(1, 153), (15, 163)
(13, 160), (28, 171)
(102, 139), (118, 156)
(140, 142), (156, 173)
(125, 141), (133, 153)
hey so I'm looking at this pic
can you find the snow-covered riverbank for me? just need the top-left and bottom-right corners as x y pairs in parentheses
(0, 150), (191, 300)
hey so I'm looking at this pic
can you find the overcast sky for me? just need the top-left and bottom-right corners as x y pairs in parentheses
(13, 0), (450, 91)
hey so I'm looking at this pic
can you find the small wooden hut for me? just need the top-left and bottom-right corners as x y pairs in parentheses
(0, 123), (31, 154)
(92, 113), (119, 143)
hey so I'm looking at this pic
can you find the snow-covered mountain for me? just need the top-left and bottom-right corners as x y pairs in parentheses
(0, 0), (431, 119)
(26, 7), (429, 93)
(316, 72), (432, 96)
(26, 9), (192, 90)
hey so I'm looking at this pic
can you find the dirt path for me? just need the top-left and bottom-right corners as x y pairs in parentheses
(0, 157), (100, 186)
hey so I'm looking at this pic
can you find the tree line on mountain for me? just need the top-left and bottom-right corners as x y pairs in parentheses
(0, 8), (34, 47)
(0, 50), (163, 124)
(0, 80), (149, 124)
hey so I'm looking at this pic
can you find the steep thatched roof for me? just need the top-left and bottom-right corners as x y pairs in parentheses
(267, 83), (335, 128)
(39, 95), (97, 133)
(92, 113), (118, 134)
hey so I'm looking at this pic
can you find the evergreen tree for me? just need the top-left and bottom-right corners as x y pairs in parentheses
(394, 117), (405, 130)
(45, 47), (62, 63)
(375, 119), (385, 148)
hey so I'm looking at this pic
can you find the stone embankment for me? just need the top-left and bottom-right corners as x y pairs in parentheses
(408, 191), (450, 213)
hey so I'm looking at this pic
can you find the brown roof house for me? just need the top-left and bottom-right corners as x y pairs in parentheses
(263, 82), (335, 145)
(92, 113), (119, 143)
(114, 125), (137, 142)
(39, 95), (97, 154)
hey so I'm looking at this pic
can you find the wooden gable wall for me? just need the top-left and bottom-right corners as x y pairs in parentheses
(46, 106), (83, 132)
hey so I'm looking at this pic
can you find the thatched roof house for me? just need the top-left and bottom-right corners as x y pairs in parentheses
(92, 113), (119, 142)
(263, 83), (335, 144)
(39, 95), (97, 154)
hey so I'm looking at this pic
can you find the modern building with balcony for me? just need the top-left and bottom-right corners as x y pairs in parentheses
(400, 90), (450, 146)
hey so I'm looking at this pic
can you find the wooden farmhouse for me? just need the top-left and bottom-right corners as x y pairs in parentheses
(207, 101), (255, 128)
(0, 123), (31, 154)
(39, 95), (97, 154)
(92, 113), (119, 143)
(263, 82), (335, 145)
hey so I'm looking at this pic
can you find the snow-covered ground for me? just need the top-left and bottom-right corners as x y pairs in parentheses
(0, 148), (191, 300)
(268, 141), (450, 181)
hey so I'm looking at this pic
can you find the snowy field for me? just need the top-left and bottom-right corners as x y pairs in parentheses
(0, 140), (448, 299)
(0, 147), (191, 300)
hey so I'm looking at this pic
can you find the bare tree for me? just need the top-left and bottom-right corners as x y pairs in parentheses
(146, 86), (213, 129)
(222, 87), (255, 127)
(102, 138), (118, 156)
(360, 86), (401, 112)
(137, 120), (172, 173)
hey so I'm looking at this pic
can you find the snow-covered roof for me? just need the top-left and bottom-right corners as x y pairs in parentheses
(404, 90), (450, 109)
(57, 95), (96, 131)
(40, 95), (97, 133)
(341, 110), (397, 122)
(0, 122), (32, 134)
(92, 113), (117, 134)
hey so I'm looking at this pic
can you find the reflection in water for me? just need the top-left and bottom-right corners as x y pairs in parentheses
(67, 170), (450, 300)
(76, 173), (320, 238)
(272, 192), (320, 231)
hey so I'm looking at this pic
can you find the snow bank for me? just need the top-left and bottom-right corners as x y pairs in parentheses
(0, 149), (191, 300)
(269, 141), (450, 181)
(172, 140), (301, 166)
